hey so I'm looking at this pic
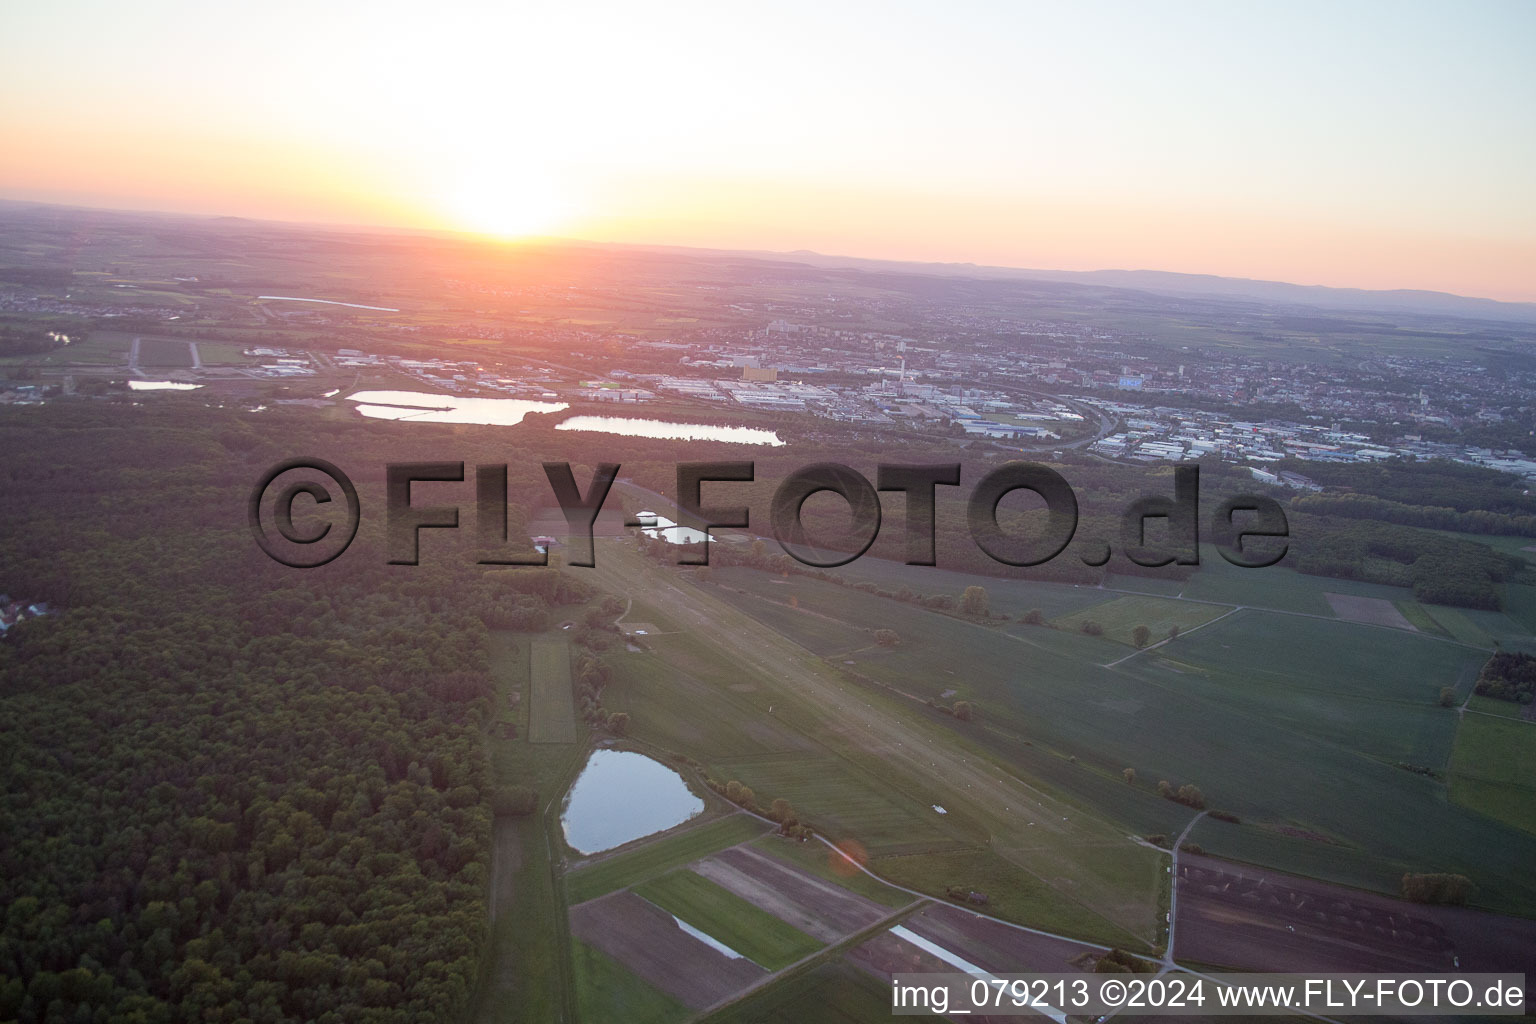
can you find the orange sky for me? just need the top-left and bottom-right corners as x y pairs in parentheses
(3, 1), (1533, 301)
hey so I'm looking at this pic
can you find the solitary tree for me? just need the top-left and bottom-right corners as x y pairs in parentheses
(874, 628), (900, 646)
(960, 586), (990, 617)
(1438, 686), (1458, 708)
(1122, 767), (1136, 784)
(1167, 624), (1180, 641)
(953, 700), (974, 721)
(1081, 621), (1104, 637)
(769, 797), (794, 823)
(1022, 608), (1045, 625)
(1131, 625), (1151, 649)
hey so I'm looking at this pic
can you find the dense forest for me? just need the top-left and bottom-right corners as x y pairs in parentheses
(1280, 457), (1536, 517)
(0, 403), (598, 1024)
(1475, 652), (1536, 704)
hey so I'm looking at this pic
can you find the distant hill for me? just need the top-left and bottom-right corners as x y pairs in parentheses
(620, 243), (1536, 324)
(1004, 268), (1536, 323)
(3, 197), (1531, 324)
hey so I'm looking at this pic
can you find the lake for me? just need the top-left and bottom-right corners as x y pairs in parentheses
(346, 389), (567, 425)
(561, 749), (704, 854)
(555, 415), (783, 446)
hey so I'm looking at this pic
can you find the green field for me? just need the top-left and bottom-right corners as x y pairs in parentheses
(195, 341), (257, 364)
(571, 941), (686, 1024)
(712, 753), (965, 857)
(551, 535), (1536, 1024)
(1421, 605), (1495, 647)
(1394, 600), (1449, 636)
(1449, 711), (1536, 835)
(690, 556), (1536, 916)
(1050, 594), (1230, 646)
(875, 843), (1165, 943)
(749, 835), (915, 909)
(529, 637), (579, 743)
(634, 869), (824, 970)
(1467, 695), (1526, 718)
(828, 557), (1108, 620)
(6, 330), (132, 366)
(137, 337), (194, 367)
(565, 814), (770, 905)
(702, 960), (942, 1023)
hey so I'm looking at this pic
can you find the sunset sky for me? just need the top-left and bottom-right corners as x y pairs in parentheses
(3, 0), (1534, 300)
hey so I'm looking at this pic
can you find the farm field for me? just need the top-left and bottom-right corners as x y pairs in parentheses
(570, 939), (689, 1024)
(538, 539), (1536, 1020)
(1173, 853), (1536, 980)
(899, 901), (1105, 972)
(632, 868), (824, 969)
(136, 337), (195, 366)
(1050, 593), (1230, 645)
(701, 960), (942, 1024)
(528, 636), (578, 743)
(560, 805), (930, 1020)
(6, 330), (132, 365)
(828, 556), (1109, 620)
(694, 843), (903, 940)
(667, 554), (1536, 916)
(747, 835), (915, 909)
(1324, 592), (1416, 629)
(570, 887), (769, 1012)
(1421, 604), (1496, 647)
(566, 814), (769, 904)
(710, 752), (964, 857)
(583, 544), (1169, 950)
(1467, 694), (1526, 718)
(1449, 711), (1536, 835)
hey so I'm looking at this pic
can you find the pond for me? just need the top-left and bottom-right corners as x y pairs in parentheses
(346, 389), (567, 425)
(128, 380), (201, 391)
(561, 749), (704, 855)
(555, 415), (783, 446)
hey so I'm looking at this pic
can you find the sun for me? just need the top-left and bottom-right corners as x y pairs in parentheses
(441, 166), (572, 239)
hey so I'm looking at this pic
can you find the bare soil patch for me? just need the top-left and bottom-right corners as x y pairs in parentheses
(846, 928), (952, 979)
(1325, 593), (1415, 630)
(901, 902), (1100, 972)
(1175, 853), (1536, 983)
(568, 890), (766, 1008)
(693, 844), (888, 942)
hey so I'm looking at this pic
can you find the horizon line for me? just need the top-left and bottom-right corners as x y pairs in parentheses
(3, 194), (1532, 313)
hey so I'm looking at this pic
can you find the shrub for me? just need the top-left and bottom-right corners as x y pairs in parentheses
(492, 786), (539, 817)
(1401, 872), (1474, 905)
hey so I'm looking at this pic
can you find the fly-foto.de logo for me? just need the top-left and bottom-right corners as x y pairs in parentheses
(250, 460), (1288, 571)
